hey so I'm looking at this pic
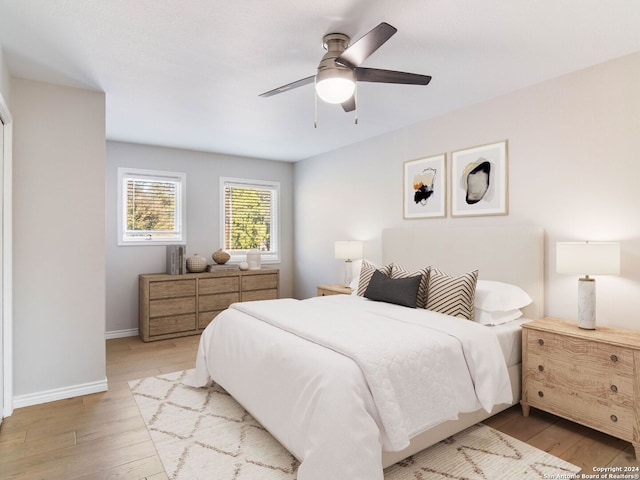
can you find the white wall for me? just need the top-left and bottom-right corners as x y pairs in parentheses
(12, 78), (106, 402)
(294, 51), (640, 331)
(0, 46), (10, 106)
(106, 141), (294, 334)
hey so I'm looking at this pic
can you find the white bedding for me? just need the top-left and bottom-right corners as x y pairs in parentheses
(186, 295), (513, 480)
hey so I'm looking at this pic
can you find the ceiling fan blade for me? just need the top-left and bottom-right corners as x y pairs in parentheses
(259, 75), (315, 97)
(355, 67), (432, 85)
(341, 96), (356, 112)
(336, 22), (397, 69)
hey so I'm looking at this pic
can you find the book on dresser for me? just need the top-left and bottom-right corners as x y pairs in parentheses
(139, 268), (279, 342)
(165, 245), (186, 275)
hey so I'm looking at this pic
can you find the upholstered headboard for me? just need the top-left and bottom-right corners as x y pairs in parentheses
(381, 226), (544, 320)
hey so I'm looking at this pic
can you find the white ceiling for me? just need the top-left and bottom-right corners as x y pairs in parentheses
(1, 1), (639, 162)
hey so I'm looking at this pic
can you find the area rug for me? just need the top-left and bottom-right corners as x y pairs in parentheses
(129, 370), (581, 480)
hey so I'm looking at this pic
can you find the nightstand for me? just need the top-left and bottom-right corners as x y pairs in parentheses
(521, 317), (640, 458)
(317, 284), (353, 296)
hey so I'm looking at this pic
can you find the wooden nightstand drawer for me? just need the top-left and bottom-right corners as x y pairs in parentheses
(525, 352), (634, 406)
(526, 379), (633, 442)
(317, 284), (352, 296)
(527, 330), (634, 374)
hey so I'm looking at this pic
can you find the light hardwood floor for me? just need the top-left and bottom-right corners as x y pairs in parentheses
(1, 334), (638, 479)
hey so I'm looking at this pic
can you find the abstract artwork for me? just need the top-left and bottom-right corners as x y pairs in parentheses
(451, 140), (508, 217)
(403, 154), (446, 219)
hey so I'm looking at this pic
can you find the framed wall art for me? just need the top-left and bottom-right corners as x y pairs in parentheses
(403, 153), (446, 219)
(451, 140), (508, 217)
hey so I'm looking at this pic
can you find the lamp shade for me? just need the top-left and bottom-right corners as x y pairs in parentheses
(556, 242), (620, 276)
(334, 240), (363, 260)
(316, 68), (355, 104)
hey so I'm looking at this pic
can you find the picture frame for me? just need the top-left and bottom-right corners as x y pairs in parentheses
(403, 153), (446, 219)
(451, 140), (508, 217)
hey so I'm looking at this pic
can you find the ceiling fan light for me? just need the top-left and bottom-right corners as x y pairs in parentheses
(315, 70), (355, 104)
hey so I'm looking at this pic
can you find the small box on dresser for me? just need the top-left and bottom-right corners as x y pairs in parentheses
(139, 268), (279, 342)
(521, 317), (640, 458)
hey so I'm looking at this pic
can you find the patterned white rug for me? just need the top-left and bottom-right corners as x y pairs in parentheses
(129, 370), (581, 480)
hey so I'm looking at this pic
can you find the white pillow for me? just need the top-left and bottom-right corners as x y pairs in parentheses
(474, 280), (532, 312)
(474, 308), (523, 326)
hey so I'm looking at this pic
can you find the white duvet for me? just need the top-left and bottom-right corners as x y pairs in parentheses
(186, 295), (512, 480)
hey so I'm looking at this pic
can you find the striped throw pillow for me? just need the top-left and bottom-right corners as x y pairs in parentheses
(357, 260), (393, 296)
(426, 268), (479, 320)
(390, 264), (430, 309)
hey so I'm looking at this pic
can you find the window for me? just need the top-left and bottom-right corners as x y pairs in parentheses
(117, 167), (186, 245)
(220, 177), (279, 263)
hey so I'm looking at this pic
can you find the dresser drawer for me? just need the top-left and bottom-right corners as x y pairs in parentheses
(525, 352), (634, 406)
(198, 310), (223, 330)
(199, 292), (239, 312)
(149, 314), (196, 336)
(149, 297), (196, 317)
(527, 330), (634, 375)
(243, 288), (278, 302)
(199, 276), (239, 295)
(526, 379), (633, 442)
(149, 279), (196, 299)
(242, 273), (278, 291)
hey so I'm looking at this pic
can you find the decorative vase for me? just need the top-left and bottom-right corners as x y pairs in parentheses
(186, 253), (207, 273)
(246, 250), (261, 270)
(212, 248), (231, 265)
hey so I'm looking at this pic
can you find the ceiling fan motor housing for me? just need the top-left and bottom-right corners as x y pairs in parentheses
(317, 33), (352, 75)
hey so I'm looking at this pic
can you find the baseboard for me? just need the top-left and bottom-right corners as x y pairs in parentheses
(13, 378), (108, 409)
(105, 328), (139, 340)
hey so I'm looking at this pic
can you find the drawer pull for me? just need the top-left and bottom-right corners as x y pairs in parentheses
(611, 354), (618, 362)
(611, 415), (618, 422)
(611, 384), (618, 393)
(538, 391), (544, 397)
(538, 365), (544, 372)
(538, 339), (544, 346)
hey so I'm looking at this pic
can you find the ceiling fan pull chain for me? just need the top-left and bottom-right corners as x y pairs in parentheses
(354, 85), (358, 125)
(314, 85), (318, 128)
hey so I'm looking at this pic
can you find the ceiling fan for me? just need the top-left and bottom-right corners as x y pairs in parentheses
(259, 22), (432, 114)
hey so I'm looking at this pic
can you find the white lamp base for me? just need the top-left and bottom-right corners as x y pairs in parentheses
(343, 259), (353, 287)
(577, 277), (596, 329)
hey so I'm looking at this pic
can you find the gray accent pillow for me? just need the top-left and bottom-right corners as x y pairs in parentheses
(364, 269), (422, 308)
(390, 264), (430, 308)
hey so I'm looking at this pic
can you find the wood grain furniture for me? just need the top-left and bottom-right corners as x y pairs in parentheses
(139, 268), (279, 342)
(317, 284), (352, 296)
(521, 317), (640, 458)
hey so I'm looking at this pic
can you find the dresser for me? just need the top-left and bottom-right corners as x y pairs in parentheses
(317, 283), (352, 296)
(139, 268), (279, 342)
(521, 317), (640, 458)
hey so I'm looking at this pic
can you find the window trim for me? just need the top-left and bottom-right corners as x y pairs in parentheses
(117, 167), (187, 246)
(220, 177), (280, 264)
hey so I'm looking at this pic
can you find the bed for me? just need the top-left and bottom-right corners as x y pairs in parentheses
(187, 226), (544, 480)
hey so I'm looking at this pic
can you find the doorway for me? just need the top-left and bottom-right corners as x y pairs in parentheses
(0, 91), (12, 422)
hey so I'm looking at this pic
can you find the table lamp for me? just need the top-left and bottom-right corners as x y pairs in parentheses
(556, 241), (620, 329)
(334, 240), (364, 287)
